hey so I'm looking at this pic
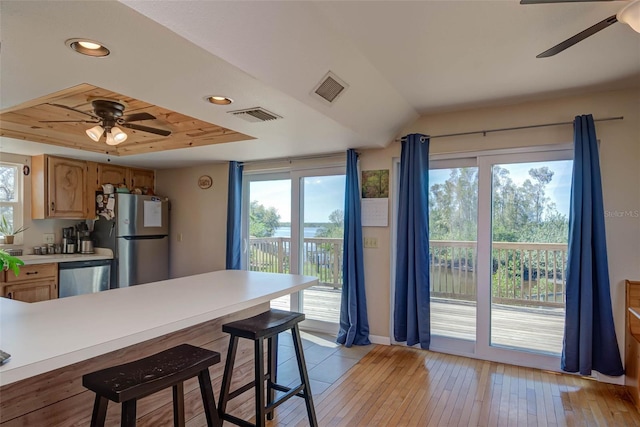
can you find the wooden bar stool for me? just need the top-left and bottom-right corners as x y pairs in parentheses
(218, 309), (318, 427)
(82, 344), (222, 427)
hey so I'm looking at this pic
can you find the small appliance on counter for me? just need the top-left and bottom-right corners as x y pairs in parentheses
(62, 226), (75, 254)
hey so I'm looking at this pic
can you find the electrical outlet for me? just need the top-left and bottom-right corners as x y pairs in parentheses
(363, 237), (378, 248)
(43, 233), (55, 244)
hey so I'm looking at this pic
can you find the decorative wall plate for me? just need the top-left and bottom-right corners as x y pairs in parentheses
(198, 175), (213, 189)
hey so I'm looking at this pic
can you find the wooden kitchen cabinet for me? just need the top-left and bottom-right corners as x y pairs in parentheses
(32, 155), (88, 219)
(99, 163), (128, 187)
(1, 263), (58, 303)
(128, 167), (155, 191)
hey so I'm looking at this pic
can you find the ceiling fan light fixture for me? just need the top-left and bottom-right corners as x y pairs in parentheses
(206, 95), (233, 105)
(109, 127), (128, 145)
(66, 38), (110, 57)
(618, 1), (640, 33)
(86, 124), (104, 142)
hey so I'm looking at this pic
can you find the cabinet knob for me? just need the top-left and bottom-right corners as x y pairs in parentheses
(51, 201), (55, 211)
(6, 292), (12, 299)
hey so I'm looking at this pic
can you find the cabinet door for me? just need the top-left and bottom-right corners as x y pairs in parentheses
(5, 281), (57, 303)
(47, 157), (87, 218)
(128, 168), (155, 191)
(99, 164), (128, 187)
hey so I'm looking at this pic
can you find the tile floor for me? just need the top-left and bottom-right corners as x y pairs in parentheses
(275, 330), (374, 395)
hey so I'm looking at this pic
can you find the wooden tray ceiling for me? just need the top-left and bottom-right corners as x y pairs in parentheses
(0, 84), (254, 156)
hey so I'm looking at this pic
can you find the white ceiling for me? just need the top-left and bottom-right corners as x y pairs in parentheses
(1, 0), (639, 169)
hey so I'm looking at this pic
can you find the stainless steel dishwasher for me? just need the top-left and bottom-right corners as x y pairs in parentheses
(58, 260), (112, 298)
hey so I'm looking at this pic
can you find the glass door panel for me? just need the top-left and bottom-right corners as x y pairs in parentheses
(301, 175), (346, 325)
(429, 166), (478, 341)
(489, 160), (572, 355)
(247, 178), (292, 310)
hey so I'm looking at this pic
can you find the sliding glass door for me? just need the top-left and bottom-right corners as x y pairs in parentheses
(244, 166), (346, 332)
(398, 147), (572, 370)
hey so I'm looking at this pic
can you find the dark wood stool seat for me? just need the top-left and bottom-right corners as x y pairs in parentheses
(218, 309), (318, 427)
(83, 344), (222, 427)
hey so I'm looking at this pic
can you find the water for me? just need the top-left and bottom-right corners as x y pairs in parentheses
(273, 226), (322, 238)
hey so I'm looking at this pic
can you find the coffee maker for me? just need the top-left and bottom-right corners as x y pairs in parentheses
(62, 227), (75, 253)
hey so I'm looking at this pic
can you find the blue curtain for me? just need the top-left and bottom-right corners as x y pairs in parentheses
(394, 134), (431, 349)
(225, 161), (243, 270)
(561, 115), (623, 376)
(337, 149), (371, 347)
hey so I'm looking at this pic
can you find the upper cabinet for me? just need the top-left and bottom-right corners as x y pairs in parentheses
(99, 164), (128, 188)
(128, 168), (155, 191)
(33, 156), (155, 219)
(32, 155), (87, 219)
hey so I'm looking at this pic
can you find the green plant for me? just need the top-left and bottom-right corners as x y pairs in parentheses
(0, 214), (28, 236)
(0, 248), (24, 276)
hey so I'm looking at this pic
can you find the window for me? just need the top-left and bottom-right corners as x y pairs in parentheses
(0, 161), (24, 244)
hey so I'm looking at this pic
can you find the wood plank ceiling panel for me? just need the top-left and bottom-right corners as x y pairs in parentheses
(0, 83), (254, 156)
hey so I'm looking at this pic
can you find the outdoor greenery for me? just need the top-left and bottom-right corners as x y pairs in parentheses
(249, 200), (281, 238)
(429, 166), (568, 244)
(315, 209), (344, 238)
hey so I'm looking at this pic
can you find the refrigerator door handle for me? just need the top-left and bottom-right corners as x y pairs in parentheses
(243, 238), (248, 254)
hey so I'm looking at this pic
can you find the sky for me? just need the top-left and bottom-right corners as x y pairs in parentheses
(249, 175), (345, 223)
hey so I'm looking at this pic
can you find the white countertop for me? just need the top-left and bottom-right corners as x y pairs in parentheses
(0, 270), (317, 386)
(17, 248), (113, 265)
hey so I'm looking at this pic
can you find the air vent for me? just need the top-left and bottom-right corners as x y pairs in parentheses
(228, 107), (282, 123)
(311, 71), (349, 105)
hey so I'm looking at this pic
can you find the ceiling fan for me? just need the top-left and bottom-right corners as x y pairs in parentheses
(40, 99), (171, 146)
(521, 0), (640, 58)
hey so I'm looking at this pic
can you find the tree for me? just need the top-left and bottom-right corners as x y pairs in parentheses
(315, 209), (344, 238)
(249, 201), (280, 237)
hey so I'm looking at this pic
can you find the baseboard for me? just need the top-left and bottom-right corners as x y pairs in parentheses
(369, 335), (390, 345)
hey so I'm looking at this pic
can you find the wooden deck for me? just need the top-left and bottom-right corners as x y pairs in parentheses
(274, 287), (565, 355)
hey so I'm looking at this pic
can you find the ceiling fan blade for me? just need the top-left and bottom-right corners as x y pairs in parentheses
(47, 103), (98, 119)
(521, 0), (615, 4)
(39, 119), (98, 123)
(121, 112), (156, 122)
(121, 122), (172, 136)
(537, 15), (618, 58)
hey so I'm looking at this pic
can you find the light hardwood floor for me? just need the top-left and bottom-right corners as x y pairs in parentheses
(193, 344), (640, 427)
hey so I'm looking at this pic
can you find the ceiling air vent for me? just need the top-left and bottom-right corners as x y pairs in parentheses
(311, 71), (349, 105)
(228, 107), (282, 123)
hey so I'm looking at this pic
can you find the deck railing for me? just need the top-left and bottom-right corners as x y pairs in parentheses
(430, 240), (568, 308)
(249, 237), (343, 288)
(248, 237), (568, 308)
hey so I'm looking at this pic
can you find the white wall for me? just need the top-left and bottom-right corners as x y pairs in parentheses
(156, 163), (229, 278)
(0, 152), (80, 252)
(359, 88), (640, 363)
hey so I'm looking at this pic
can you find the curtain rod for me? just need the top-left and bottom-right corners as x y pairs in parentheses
(237, 151), (346, 166)
(398, 116), (624, 142)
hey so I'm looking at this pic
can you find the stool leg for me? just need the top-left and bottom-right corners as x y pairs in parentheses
(89, 395), (109, 427)
(218, 334), (239, 420)
(172, 382), (185, 427)
(121, 399), (137, 427)
(292, 325), (318, 427)
(266, 334), (278, 421)
(198, 368), (222, 427)
(254, 337), (266, 427)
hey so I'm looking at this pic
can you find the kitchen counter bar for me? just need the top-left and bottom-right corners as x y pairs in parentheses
(0, 270), (317, 386)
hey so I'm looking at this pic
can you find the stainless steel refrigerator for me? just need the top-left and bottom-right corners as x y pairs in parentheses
(93, 194), (169, 288)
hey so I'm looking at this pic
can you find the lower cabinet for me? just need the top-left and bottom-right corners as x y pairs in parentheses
(1, 263), (58, 303)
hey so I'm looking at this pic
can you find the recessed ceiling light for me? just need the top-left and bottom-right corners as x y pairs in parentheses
(66, 38), (110, 57)
(206, 95), (233, 105)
